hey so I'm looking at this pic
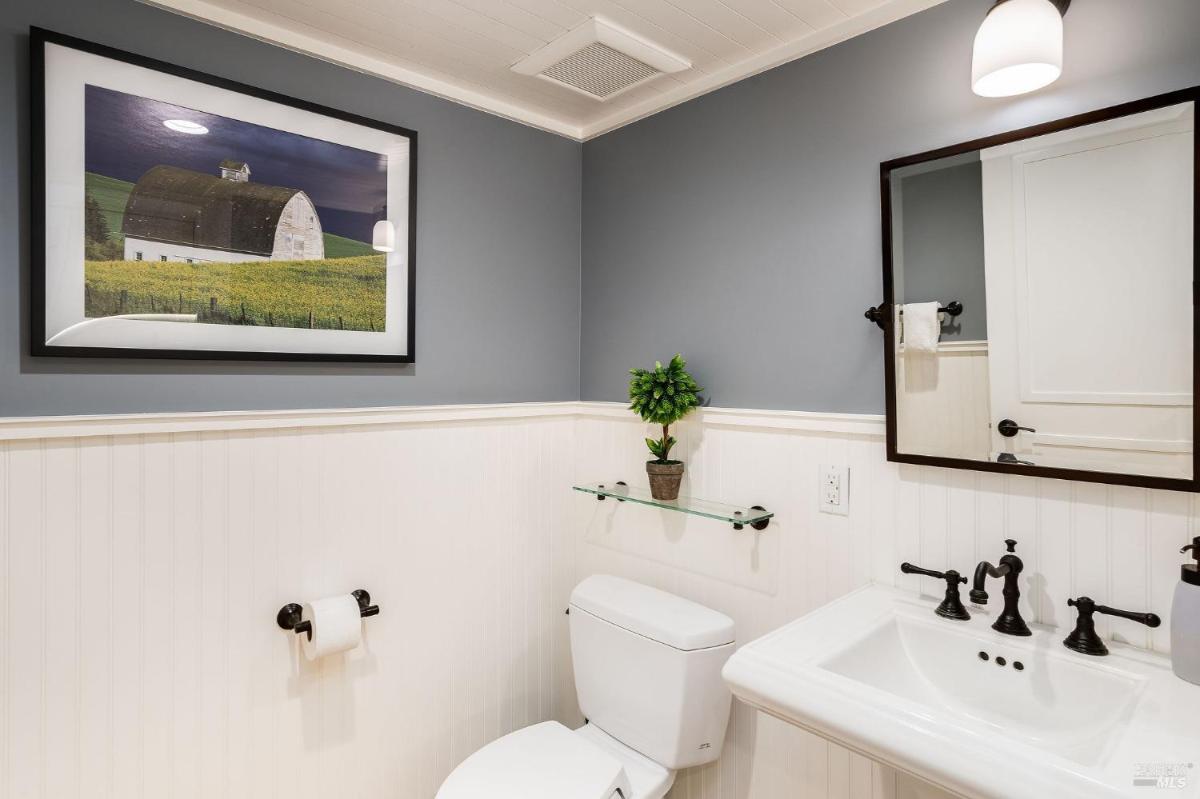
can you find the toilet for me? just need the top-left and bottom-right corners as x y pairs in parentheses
(436, 574), (736, 799)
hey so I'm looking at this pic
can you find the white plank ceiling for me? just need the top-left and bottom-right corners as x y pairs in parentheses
(141, 0), (948, 139)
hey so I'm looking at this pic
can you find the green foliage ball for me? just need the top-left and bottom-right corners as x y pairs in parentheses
(628, 354), (702, 462)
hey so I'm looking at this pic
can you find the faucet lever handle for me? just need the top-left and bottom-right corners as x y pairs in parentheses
(1095, 603), (1161, 628)
(900, 562), (963, 583)
(1064, 597), (1161, 656)
(899, 563), (970, 621)
(1004, 539), (1017, 553)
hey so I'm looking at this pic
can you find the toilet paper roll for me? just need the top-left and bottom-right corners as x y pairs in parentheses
(300, 594), (363, 660)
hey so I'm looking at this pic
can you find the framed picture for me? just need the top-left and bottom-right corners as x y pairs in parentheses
(30, 27), (416, 362)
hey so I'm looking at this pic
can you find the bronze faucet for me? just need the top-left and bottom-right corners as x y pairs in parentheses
(970, 539), (1031, 636)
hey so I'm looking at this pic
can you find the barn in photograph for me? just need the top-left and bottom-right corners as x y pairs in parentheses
(121, 160), (325, 264)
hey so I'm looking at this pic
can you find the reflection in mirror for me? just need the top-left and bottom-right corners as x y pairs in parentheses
(888, 100), (1194, 482)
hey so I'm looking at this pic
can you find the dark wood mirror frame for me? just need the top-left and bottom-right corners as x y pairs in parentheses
(879, 86), (1200, 493)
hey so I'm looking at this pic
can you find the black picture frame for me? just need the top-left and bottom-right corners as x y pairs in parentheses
(879, 86), (1200, 493)
(30, 26), (418, 363)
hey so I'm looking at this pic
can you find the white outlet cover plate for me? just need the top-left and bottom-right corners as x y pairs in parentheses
(819, 464), (849, 516)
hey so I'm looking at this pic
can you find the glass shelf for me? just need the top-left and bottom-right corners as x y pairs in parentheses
(573, 481), (773, 529)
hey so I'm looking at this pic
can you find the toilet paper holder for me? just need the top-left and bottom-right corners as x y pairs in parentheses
(276, 590), (380, 640)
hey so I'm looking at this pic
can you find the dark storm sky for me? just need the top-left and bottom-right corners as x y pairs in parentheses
(84, 85), (388, 243)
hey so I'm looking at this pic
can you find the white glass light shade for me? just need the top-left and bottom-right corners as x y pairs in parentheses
(372, 220), (396, 253)
(972, 0), (1063, 98)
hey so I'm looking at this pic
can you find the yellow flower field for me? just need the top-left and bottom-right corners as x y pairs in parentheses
(84, 255), (387, 332)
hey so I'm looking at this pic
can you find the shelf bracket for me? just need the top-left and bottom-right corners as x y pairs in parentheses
(733, 505), (771, 531)
(595, 481), (626, 501)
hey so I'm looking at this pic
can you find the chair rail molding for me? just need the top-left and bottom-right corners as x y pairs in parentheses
(0, 401), (886, 441)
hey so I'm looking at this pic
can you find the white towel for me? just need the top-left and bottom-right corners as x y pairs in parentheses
(902, 302), (941, 354)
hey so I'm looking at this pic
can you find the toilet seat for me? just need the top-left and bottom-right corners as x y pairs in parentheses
(575, 722), (675, 799)
(435, 721), (632, 799)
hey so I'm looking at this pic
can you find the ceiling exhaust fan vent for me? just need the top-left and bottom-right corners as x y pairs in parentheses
(512, 18), (691, 102)
(540, 42), (659, 100)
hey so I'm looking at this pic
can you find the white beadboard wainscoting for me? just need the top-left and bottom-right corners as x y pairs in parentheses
(0, 401), (1194, 799)
(0, 404), (579, 799)
(895, 341), (991, 461)
(569, 402), (1195, 799)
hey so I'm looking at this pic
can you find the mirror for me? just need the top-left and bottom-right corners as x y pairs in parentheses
(880, 90), (1197, 490)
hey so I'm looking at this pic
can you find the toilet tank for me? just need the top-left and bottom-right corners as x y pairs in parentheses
(568, 575), (735, 771)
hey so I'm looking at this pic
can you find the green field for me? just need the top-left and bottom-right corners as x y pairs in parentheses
(322, 231), (376, 258)
(84, 255), (387, 331)
(83, 171), (377, 258)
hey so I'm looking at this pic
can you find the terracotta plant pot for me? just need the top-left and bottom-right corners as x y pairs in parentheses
(646, 460), (685, 501)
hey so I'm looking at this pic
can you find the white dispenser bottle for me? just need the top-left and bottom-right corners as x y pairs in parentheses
(1171, 537), (1200, 685)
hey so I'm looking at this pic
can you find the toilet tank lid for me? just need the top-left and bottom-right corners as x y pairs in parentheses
(570, 575), (735, 651)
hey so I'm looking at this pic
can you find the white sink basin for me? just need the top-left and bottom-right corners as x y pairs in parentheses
(822, 612), (1144, 767)
(722, 585), (1200, 799)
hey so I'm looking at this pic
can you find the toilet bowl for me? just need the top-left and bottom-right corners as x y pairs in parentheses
(436, 575), (736, 799)
(434, 721), (671, 799)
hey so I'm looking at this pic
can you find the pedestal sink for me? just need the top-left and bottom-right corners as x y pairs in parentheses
(722, 585), (1200, 799)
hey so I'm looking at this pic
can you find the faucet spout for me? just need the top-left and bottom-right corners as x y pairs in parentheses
(973, 539), (1031, 636)
(970, 560), (1010, 604)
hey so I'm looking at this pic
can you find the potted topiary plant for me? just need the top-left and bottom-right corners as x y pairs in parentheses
(628, 354), (702, 501)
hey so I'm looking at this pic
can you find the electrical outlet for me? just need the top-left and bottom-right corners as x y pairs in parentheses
(819, 464), (849, 516)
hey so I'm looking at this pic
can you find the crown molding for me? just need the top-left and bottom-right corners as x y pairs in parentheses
(579, 0), (949, 140)
(140, 0), (948, 142)
(137, 0), (584, 139)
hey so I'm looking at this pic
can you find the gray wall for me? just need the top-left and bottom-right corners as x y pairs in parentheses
(1, 0), (581, 416)
(580, 0), (1200, 414)
(897, 159), (987, 341)
(6, 0), (1200, 418)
